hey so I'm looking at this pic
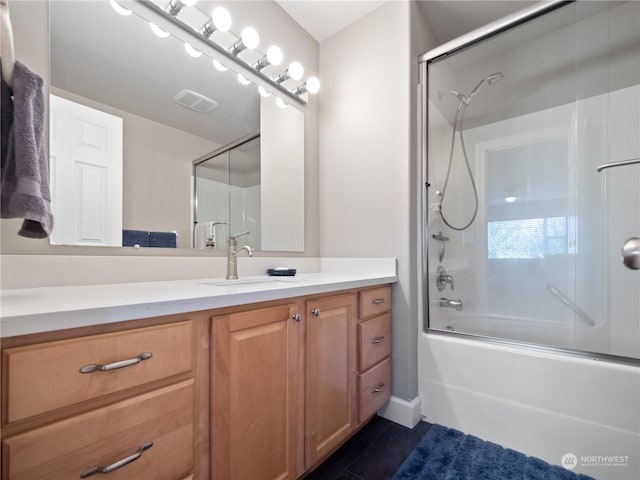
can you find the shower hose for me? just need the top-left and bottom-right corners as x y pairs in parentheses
(438, 99), (479, 231)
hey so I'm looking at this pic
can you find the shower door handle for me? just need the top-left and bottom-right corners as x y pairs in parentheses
(622, 237), (640, 270)
(596, 157), (640, 172)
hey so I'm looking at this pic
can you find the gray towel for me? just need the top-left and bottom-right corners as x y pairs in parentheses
(1, 60), (53, 238)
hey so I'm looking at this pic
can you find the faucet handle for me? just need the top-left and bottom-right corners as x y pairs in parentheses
(436, 265), (455, 291)
(229, 231), (250, 241)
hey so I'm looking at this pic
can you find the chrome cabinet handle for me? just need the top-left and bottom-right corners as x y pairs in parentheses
(372, 298), (385, 305)
(622, 237), (640, 270)
(79, 352), (153, 374)
(80, 442), (153, 478)
(311, 308), (320, 317)
(372, 336), (385, 344)
(372, 383), (385, 394)
(292, 313), (301, 322)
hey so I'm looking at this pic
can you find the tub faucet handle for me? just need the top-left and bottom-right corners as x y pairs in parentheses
(436, 265), (455, 291)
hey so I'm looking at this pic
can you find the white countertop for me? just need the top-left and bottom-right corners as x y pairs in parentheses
(1, 271), (397, 338)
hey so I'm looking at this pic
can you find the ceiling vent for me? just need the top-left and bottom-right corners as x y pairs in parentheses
(173, 89), (219, 113)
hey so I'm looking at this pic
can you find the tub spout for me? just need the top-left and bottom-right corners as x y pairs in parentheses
(440, 297), (463, 311)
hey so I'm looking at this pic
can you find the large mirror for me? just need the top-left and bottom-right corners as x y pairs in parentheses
(48, 0), (305, 251)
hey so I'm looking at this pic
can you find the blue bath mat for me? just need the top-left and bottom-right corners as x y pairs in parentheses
(393, 424), (595, 480)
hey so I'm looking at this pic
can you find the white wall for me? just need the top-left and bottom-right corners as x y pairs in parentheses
(319, 1), (435, 403)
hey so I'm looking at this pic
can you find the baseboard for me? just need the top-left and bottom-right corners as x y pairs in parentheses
(378, 395), (422, 429)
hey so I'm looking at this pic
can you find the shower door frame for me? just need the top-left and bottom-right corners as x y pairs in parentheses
(418, 0), (640, 367)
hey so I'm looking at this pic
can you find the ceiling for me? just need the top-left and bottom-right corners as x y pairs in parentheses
(416, 1), (538, 45)
(276, 0), (537, 45)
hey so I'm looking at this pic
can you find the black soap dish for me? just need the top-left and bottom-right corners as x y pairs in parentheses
(267, 268), (297, 277)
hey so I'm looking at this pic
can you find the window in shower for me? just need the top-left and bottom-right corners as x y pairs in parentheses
(487, 216), (577, 259)
(423, 0), (640, 362)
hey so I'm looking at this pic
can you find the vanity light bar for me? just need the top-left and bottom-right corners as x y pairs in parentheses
(135, 0), (317, 104)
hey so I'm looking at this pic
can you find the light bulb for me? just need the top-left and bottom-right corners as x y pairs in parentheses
(288, 62), (304, 81)
(110, 0), (132, 16)
(266, 46), (283, 67)
(276, 97), (288, 109)
(241, 27), (260, 50)
(150, 23), (169, 38)
(306, 76), (320, 94)
(258, 86), (271, 97)
(184, 43), (202, 58)
(213, 59), (228, 72)
(237, 73), (251, 86)
(504, 196), (517, 203)
(211, 7), (232, 32)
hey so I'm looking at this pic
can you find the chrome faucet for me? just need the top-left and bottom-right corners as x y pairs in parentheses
(440, 297), (463, 311)
(226, 231), (254, 280)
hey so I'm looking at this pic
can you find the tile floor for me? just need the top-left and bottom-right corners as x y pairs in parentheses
(303, 417), (432, 480)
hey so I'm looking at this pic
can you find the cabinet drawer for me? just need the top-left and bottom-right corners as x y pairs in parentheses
(358, 314), (391, 372)
(2, 380), (194, 480)
(359, 286), (391, 319)
(4, 321), (193, 423)
(357, 359), (391, 423)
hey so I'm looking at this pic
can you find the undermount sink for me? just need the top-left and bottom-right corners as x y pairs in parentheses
(201, 277), (298, 287)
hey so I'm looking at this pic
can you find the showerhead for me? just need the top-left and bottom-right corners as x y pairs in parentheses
(487, 72), (504, 85)
(466, 71), (504, 103)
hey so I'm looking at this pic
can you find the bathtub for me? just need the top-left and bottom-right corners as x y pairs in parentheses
(418, 332), (640, 479)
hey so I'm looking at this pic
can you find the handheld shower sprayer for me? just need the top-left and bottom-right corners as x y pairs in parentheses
(466, 72), (504, 104)
(437, 71), (504, 231)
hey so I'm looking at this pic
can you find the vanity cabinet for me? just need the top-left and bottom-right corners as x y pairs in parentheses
(1, 316), (208, 480)
(1, 283), (392, 480)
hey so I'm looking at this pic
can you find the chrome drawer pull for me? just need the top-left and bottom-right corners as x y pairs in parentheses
(372, 383), (385, 394)
(80, 442), (153, 478)
(79, 352), (153, 374)
(372, 298), (385, 305)
(292, 313), (301, 322)
(311, 308), (320, 317)
(372, 336), (385, 344)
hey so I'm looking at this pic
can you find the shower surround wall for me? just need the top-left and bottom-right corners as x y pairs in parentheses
(420, 2), (639, 478)
(427, 85), (640, 358)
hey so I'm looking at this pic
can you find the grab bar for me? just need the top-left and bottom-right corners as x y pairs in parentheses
(596, 157), (640, 172)
(547, 285), (596, 327)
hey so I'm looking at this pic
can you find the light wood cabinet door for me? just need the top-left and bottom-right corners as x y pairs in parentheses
(305, 294), (357, 467)
(212, 304), (303, 480)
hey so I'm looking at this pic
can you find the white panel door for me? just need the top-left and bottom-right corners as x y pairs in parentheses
(49, 94), (123, 246)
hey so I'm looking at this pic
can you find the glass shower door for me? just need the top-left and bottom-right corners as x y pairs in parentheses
(424, 0), (640, 362)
